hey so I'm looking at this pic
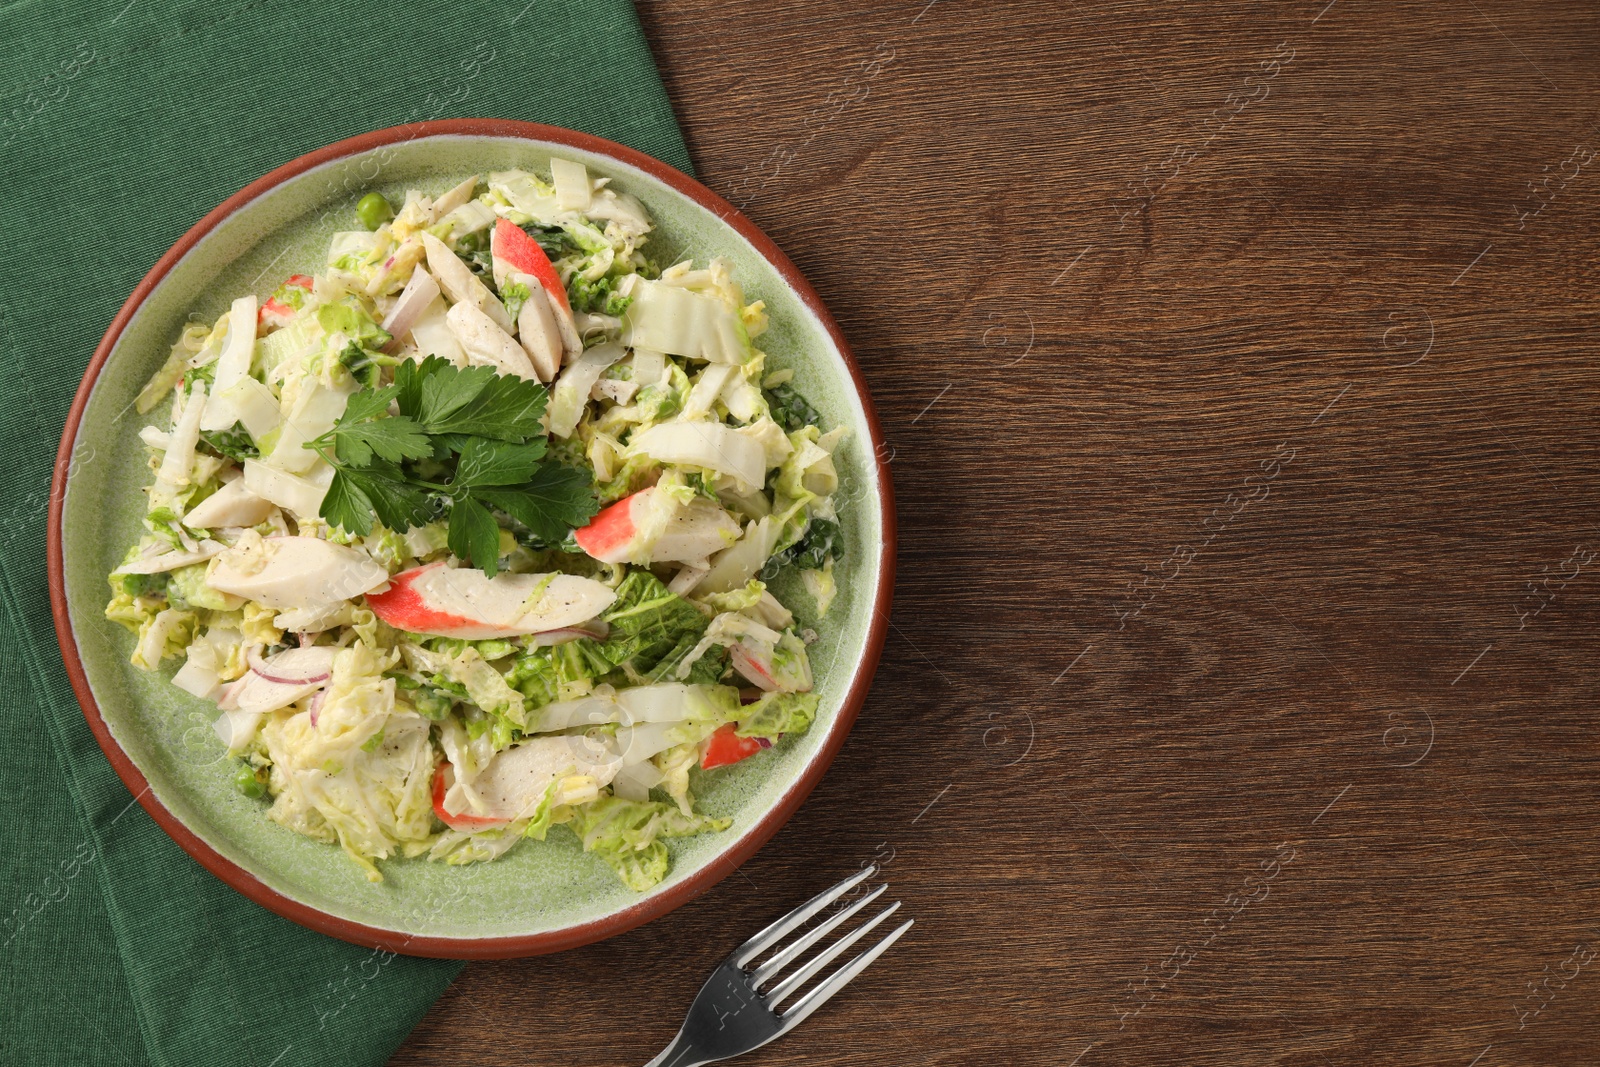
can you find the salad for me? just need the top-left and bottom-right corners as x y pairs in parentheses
(105, 160), (846, 890)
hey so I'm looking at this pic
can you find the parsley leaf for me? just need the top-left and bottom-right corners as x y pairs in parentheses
(319, 385), (431, 467)
(424, 371), (548, 440)
(335, 416), (431, 467)
(477, 463), (596, 544)
(349, 463), (437, 532)
(392, 355), (442, 419)
(452, 438), (547, 488)
(395, 357), (548, 440)
(447, 494), (502, 575)
(341, 385), (400, 424)
(418, 363), (496, 426)
(323, 464), (435, 536)
(321, 470), (376, 536)
(315, 355), (596, 562)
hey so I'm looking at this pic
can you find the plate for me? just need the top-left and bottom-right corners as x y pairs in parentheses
(47, 119), (894, 959)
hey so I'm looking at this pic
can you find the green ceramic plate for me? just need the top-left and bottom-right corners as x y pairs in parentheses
(49, 120), (894, 958)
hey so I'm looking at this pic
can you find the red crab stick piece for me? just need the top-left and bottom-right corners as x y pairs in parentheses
(491, 218), (581, 360)
(490, 218), (569, 314)
(366, 561), (616, 640)
(729, 643), (780, 691)
(432, 762), (507, 831)
(700, 723), (769, 770)
(573, 487), (740, 566)
(258, 275), (314, 330)
(573, 491), (643, 564)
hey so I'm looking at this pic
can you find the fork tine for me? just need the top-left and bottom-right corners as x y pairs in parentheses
(750, 884), (888, 990)
(731, 865), (878, 968)
(776, 915), (914, 1027)
(765, 901), (901, 1010)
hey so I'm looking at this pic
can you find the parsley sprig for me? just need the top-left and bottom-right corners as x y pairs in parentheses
(305, 356), (598, 576)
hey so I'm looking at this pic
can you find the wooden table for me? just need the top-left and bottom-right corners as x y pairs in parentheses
(392, 1), (1600, 1062)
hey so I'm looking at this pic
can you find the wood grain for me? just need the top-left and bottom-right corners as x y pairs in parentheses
(391, 1), (1600, 1063)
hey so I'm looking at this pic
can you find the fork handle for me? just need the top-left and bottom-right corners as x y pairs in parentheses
(642, 1031), (702, 1067)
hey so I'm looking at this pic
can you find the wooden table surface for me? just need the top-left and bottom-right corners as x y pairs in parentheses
(392, 1), (1600, 1063)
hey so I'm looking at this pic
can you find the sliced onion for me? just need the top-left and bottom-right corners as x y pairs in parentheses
(381, 266), (441, 351)
(527, 622), (609, 647)
(308, 689), (327, 728)
(246, 645), (334, 685)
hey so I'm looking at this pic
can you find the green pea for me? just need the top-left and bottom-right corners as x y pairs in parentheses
(356, 192), (394, 231)
(233, 763), (266, 799)
(119, 572), (156, 597)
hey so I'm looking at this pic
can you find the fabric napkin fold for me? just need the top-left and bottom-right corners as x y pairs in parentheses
(0, 2), (690, 1064)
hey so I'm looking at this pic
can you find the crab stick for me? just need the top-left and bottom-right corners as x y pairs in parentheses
(365, 561), (616, 640)
(573, 487), (740, 567)
(700, 722), (769, 770)
(258, 275), (314, 331)
(208, 535), (388, 612)
(491, 219), (581, 361)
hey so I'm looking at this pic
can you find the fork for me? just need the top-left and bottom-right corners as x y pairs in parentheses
(643, 865), (913, 1066)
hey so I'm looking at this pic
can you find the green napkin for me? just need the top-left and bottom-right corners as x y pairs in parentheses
(0, 2), (689, 1064)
